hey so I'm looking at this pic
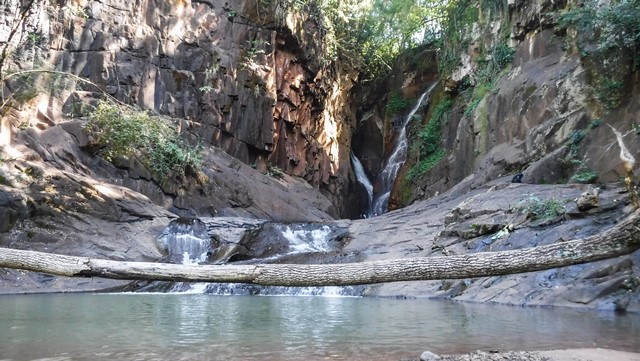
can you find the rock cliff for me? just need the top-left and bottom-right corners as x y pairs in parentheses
(366, 0), (640, 209)
(0, 0), (361, 217)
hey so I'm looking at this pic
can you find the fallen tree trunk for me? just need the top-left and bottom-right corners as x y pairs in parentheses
(2, 211), (640, 287)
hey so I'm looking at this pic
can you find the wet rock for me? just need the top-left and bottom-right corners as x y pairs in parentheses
(348, 181), (640, 312)
(228, 222), (349, 262)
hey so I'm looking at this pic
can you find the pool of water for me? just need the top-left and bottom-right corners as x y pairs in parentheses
(0, 293), (639, 360)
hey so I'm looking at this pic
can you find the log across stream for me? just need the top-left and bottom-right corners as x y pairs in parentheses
(1, 210), (639, 286)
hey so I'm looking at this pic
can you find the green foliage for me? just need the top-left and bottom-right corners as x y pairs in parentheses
(590, 119), (603, 129)
(595, 79), (625, 110)
(518, 195), (565, 221)
(566, 128), (586, 157)
(467, 42), (514, 108)
(437, 47), (460, 77)
(261, 0), (452, 78)
(407, 98), (452, 181)
(557, 0), (640, 111)
(438, 0), (513, 80)
(407, 148), (445, 181)
(481, 0), (508, 17)
(562, 124), (600, 184)
(438, 0), (478, 75)
(85, 101), (201, 181)
(476, 42), (515, 83)
(557, 0), (640, 55)
(386, 93), (411, 115)
(464, 97), (483, 116)
(244, 38), (270, 63)
(464, 81), (494, 115)
(357, 0), (450, 76)
(569, 166), (598, 184)
(266, 165), (284, 179)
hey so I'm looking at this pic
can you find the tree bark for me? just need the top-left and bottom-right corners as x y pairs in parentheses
(1, 211), (640, 287)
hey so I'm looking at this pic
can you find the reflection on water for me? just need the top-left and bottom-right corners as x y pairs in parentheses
(0, 293), (639, 361)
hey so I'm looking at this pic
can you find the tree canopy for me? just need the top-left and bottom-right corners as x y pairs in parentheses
(283, 0), (453, 77)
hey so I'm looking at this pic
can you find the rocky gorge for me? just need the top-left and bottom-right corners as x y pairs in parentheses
(0, 0), (639, 316)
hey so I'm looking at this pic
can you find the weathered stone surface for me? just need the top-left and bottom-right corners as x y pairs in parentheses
(0, 0), (360, 217)
(345, 178), (640, 312)
(392, 6), (640, 210)
(0, 117), (339, 293)
(576, 188), (599, 211)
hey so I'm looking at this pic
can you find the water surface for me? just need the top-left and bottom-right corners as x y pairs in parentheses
(1, 293), (639, 360)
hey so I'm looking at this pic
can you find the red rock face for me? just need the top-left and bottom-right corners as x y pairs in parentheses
(1, 0), (359, 216)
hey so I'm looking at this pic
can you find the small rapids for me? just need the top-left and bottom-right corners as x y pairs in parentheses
(156, 219), (211, 264)
(141, 218), (362, 296)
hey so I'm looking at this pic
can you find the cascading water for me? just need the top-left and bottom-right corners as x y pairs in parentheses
(157, 219), (211, 265)
(350, 152), (374, 217)
(370, 82), (438, 216)
(148, 218), (362, 296)
(155, 218), (213, 293)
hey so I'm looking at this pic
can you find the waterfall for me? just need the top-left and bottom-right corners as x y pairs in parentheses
(157, 219), (211, 265)
(156, 218), (213, 293)
(350, 152), (374, 217)
(148, 218), (362, 296)
(370, 83), (438, 216)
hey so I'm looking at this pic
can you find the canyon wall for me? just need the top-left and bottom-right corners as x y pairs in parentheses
(0, 0), (361, 217)
(351, 0), (640, 211)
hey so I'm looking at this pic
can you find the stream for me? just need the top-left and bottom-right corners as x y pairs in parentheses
(1, 293), (639, 361)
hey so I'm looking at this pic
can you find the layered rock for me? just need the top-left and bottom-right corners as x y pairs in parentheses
(0, 115), (339, 293)
(346, 177), (640, 312)
(355, 0), (640, 211)
(0, 0), (360, 217)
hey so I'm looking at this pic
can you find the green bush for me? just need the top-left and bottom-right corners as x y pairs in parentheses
(566, 128), (586, 157)
(557, 0), (640, 54)
(407, 98), (452, 181)
(557, 0), (640, 111)
(518, 195), (565, 221)
(407, 148), (445, 181)
(476, 42), (514, 84)
(266, 165), (284, 179)
(85, 101), (201, 181)
(569, 166), (598, 184)
(386, 93), (412, 115)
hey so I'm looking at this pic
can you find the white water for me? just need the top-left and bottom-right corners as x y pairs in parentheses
(159, 233), (210, 265)
(160, 222), (353, 296)
(280, 225), (332, 253)
(169, 234), (211, 293)
(350, 152), (374, 217)
(370, 83), (438, 216)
